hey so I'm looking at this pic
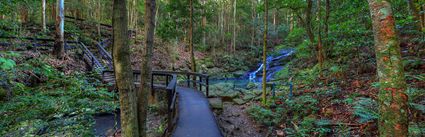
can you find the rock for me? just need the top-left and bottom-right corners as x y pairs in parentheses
(232, 98), (247, 105)
(210, 83), (234, 93)
(246, 82), (257, 89)
(221, 91), (240, 99)
(209, 98), (223, 109)
(242, 94), (256, 101)
(276, 130), (284, 137)
(251, 89), (262, 96)
(233, 70), (246, 77)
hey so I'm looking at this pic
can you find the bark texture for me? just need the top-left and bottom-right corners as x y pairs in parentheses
(42, 0), (46, 32)
(406, 0), (422, 30)
(138, 0), (156, 136)
(189, 0), (197, 74)
(367, 1), (408, 136)
(317, 0), (324, 78)
(262, 0), (268, 104)
(53, 0), (65, 59)
(112, 0), (139, 136)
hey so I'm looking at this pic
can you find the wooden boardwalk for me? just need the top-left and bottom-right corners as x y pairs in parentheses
(102, 70), (222, 137)
(172, 87), (222, 137)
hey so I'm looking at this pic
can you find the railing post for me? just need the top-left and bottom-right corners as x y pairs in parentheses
(206, 76), (209, 97)
(91, 57), (94, 70)
(151, 74), (154, 96)
(187, 74), (190, 87)
(166, 75), (169, 86)
(167, 88), (173, 131)
(199, 76), (202, 91)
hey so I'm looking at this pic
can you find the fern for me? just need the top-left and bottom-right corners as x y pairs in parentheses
(353, 97), (379, 123)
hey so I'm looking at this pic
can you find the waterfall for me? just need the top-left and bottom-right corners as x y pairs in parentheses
(248, 49), (294, 82)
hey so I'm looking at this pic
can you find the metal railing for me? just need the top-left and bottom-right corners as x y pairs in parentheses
(101, 70), (210, 135)
(95, 39), (113, 69)
(79, 42), (104, 71)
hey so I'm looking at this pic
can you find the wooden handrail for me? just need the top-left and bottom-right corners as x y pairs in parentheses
(0, 36), (78, 43)
(102, 69), (210, 135)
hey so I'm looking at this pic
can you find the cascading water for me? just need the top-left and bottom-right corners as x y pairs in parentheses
(209, 49), (294, 88)
(248, 49), (294, 82)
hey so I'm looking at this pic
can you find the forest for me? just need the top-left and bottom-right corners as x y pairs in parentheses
(0, 0), (424, 136)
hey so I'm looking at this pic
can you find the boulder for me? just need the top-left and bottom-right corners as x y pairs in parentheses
(242, 94), (256, 102)
(232, 70), (246, 78)
(232, 98), (247, 105)
(246, 82), (257, 89)
(251, 89), (262, 96)
(209, 98), (223, 109)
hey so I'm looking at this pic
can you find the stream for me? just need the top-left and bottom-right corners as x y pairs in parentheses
(210, 49), (294, 88)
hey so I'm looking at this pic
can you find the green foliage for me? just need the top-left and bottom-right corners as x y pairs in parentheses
(294, 64), (321, 85)
(353, 97), (378, 123)
(285, 27), (306, 46)
(295, 40), (312, 59)
(247, 105), (282, 126)
(0, 54), (117, 136)
(0, 58), (16, 70)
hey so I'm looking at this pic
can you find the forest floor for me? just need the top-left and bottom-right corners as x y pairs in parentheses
(215, 103), (269, 137)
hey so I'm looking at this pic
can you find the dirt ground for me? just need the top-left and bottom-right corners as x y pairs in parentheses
(214, 102), (271, 137)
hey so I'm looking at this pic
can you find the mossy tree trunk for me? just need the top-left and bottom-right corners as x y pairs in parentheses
(316, 0), (324, 78)
(367, 0), (408, 136)
(42, 0), (46, 32)
(406, 0), (422, 30)
(232, 0), (237, 52)
(112, 0), (139, 136)
(262, 0), (268, 105)
(305, 0), (315, 45)
(189, 0), (197, 85)
(53, 0), (65, 59)
(138, 0), (156, 136)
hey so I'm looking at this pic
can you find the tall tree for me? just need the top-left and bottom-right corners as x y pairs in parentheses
(262, 0), (268, 104)
(406, 0), (422, 30)
(53, 0), (65, 58)
(112, 0), (139, 136)
(138, 0), (157, 136)
(317, 0), (324, 78)
(232, 0), (237, 52)
(202, 0), (207, 46)
(251, 0), (256, 47)
(367, 0), (408, 136)
(42, 0), (46, 32)
(189, 0), (196, 74)
(305, 0), (314, 44)
(324, 0), (330, 48)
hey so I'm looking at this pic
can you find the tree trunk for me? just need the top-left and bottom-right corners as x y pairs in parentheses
(112, 0), (139, 136)
(406, 0), (422, 30)
(189, 0), (196, 74)
(324, 0), (330, 48)
(20, 6), (28, 24)
(305, 0), (315, 44)
(51, 2), (56, 22)
(289, 13), (294, 32)
(97, 0), (101, 39)
(138, 0), (156, 136)
(421, 5), (425, 29)
(273, 8), (278, 43)
(251, 0), (256, 46)
(42, 0), (47, 32)
(202, 0), (207, 47)
(220, 2), (225, 48)
(317, 0), (324, 78)
(232, 0), (237, 52)
(262, 0), (268, 105)
(367, 1), (408, 136)
(53, 0), (65, 59)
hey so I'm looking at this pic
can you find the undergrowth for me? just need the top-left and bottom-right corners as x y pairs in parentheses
(0, 51), (118, 136)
